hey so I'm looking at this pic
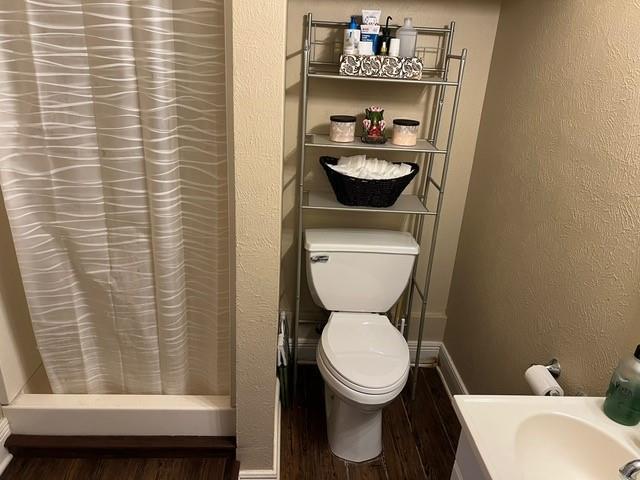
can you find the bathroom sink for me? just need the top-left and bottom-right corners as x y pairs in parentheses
(516, 413), (637, 479)
(453, 396), (640, 480)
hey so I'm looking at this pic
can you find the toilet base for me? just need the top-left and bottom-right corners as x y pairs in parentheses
(324, 385), (382, 463)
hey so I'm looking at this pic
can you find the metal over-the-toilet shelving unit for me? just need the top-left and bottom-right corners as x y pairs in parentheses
(292, 13), (467, 400)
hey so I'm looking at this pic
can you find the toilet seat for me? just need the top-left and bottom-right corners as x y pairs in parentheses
(318, 312), (410, 395)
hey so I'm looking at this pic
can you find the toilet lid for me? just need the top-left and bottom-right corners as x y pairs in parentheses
(320, 312), (410, 393)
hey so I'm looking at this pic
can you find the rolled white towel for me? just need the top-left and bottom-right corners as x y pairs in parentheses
(329, 155), (412, 180)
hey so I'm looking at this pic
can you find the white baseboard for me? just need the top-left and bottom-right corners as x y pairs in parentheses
(296, 338), (442, 366)
(239, 469), (277, 480)
(239, 379), (281, 480)
(296, 337), (468, 398)
(0, 417), (12, 476)
(438, 343), (469, 396)
(408, 340), (441, 366)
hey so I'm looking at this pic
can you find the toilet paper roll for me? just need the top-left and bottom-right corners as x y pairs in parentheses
(525, 365), (564, 396)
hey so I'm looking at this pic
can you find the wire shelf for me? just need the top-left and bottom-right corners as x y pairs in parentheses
(308, 18), (452, 79)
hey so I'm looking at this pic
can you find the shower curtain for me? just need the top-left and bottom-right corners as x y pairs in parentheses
(0, 0), (229, 394)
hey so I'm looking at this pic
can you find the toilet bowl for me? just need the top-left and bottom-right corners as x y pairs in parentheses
(317, 312), (410, 462)
(304, 228), (419, 462)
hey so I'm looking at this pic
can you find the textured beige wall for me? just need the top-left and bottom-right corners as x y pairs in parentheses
(228, 0), (287, 472)
(0, 192), (41, 404)
(445, 0), (640, 396)
(281, 0), (501, 342)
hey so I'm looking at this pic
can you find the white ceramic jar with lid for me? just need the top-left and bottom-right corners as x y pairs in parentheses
(330, 115), (356, 143)
(391, 119), (420, 146)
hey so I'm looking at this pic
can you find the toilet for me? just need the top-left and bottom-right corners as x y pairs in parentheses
(304, 228), (419, 462)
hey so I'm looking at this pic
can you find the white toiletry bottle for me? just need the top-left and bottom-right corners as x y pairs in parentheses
(388, 38), (400, 57)
(343, 16), (360, 55)
(396, 17), (417, 57)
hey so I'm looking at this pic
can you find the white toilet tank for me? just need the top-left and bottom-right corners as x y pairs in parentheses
(304, 228), (419, 312)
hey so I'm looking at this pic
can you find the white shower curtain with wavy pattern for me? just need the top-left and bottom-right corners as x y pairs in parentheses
(0, 0), (229, 394)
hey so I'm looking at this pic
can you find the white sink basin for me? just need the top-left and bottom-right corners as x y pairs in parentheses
(516, 413), (637, 479)
(453, 396), (640, 480)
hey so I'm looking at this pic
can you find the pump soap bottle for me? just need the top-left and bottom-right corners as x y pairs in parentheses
(603, 344), (640, 426)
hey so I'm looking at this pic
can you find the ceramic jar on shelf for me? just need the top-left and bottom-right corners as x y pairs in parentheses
(391, 119), (419, 146)
(329, 115), (356, 143)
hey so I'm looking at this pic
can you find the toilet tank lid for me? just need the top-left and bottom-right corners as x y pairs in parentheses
(305, 228), (419, 255)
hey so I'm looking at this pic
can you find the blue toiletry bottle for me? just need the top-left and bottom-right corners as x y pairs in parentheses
(343, 16), (360, 55)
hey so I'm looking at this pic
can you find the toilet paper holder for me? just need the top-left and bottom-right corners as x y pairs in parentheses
(531, 358), (561, 379)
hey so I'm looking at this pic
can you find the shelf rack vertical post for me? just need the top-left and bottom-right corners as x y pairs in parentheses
(408, 48), (467, 399)
(403, 21), (455, 344)
(292, 12), (313, 396)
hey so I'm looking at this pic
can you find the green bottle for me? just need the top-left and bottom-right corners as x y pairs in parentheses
(603, 344), (640, 426)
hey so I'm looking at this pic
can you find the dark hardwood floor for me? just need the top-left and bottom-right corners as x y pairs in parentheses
(0, 436), (239, 480)
(281, 366), (461, 480)
(1, 457), (234, 480)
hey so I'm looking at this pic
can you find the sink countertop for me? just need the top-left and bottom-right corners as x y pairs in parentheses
(453, 395), (640, 480)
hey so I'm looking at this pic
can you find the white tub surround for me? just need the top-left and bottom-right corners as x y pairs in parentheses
(452, 395), (640, 480)
(4, 394), (234, 436)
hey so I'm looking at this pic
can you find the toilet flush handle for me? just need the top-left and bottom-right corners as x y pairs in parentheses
(310, 255), (329, 263)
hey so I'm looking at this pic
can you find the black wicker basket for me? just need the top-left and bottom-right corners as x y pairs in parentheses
(320, 156), (419, 208)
